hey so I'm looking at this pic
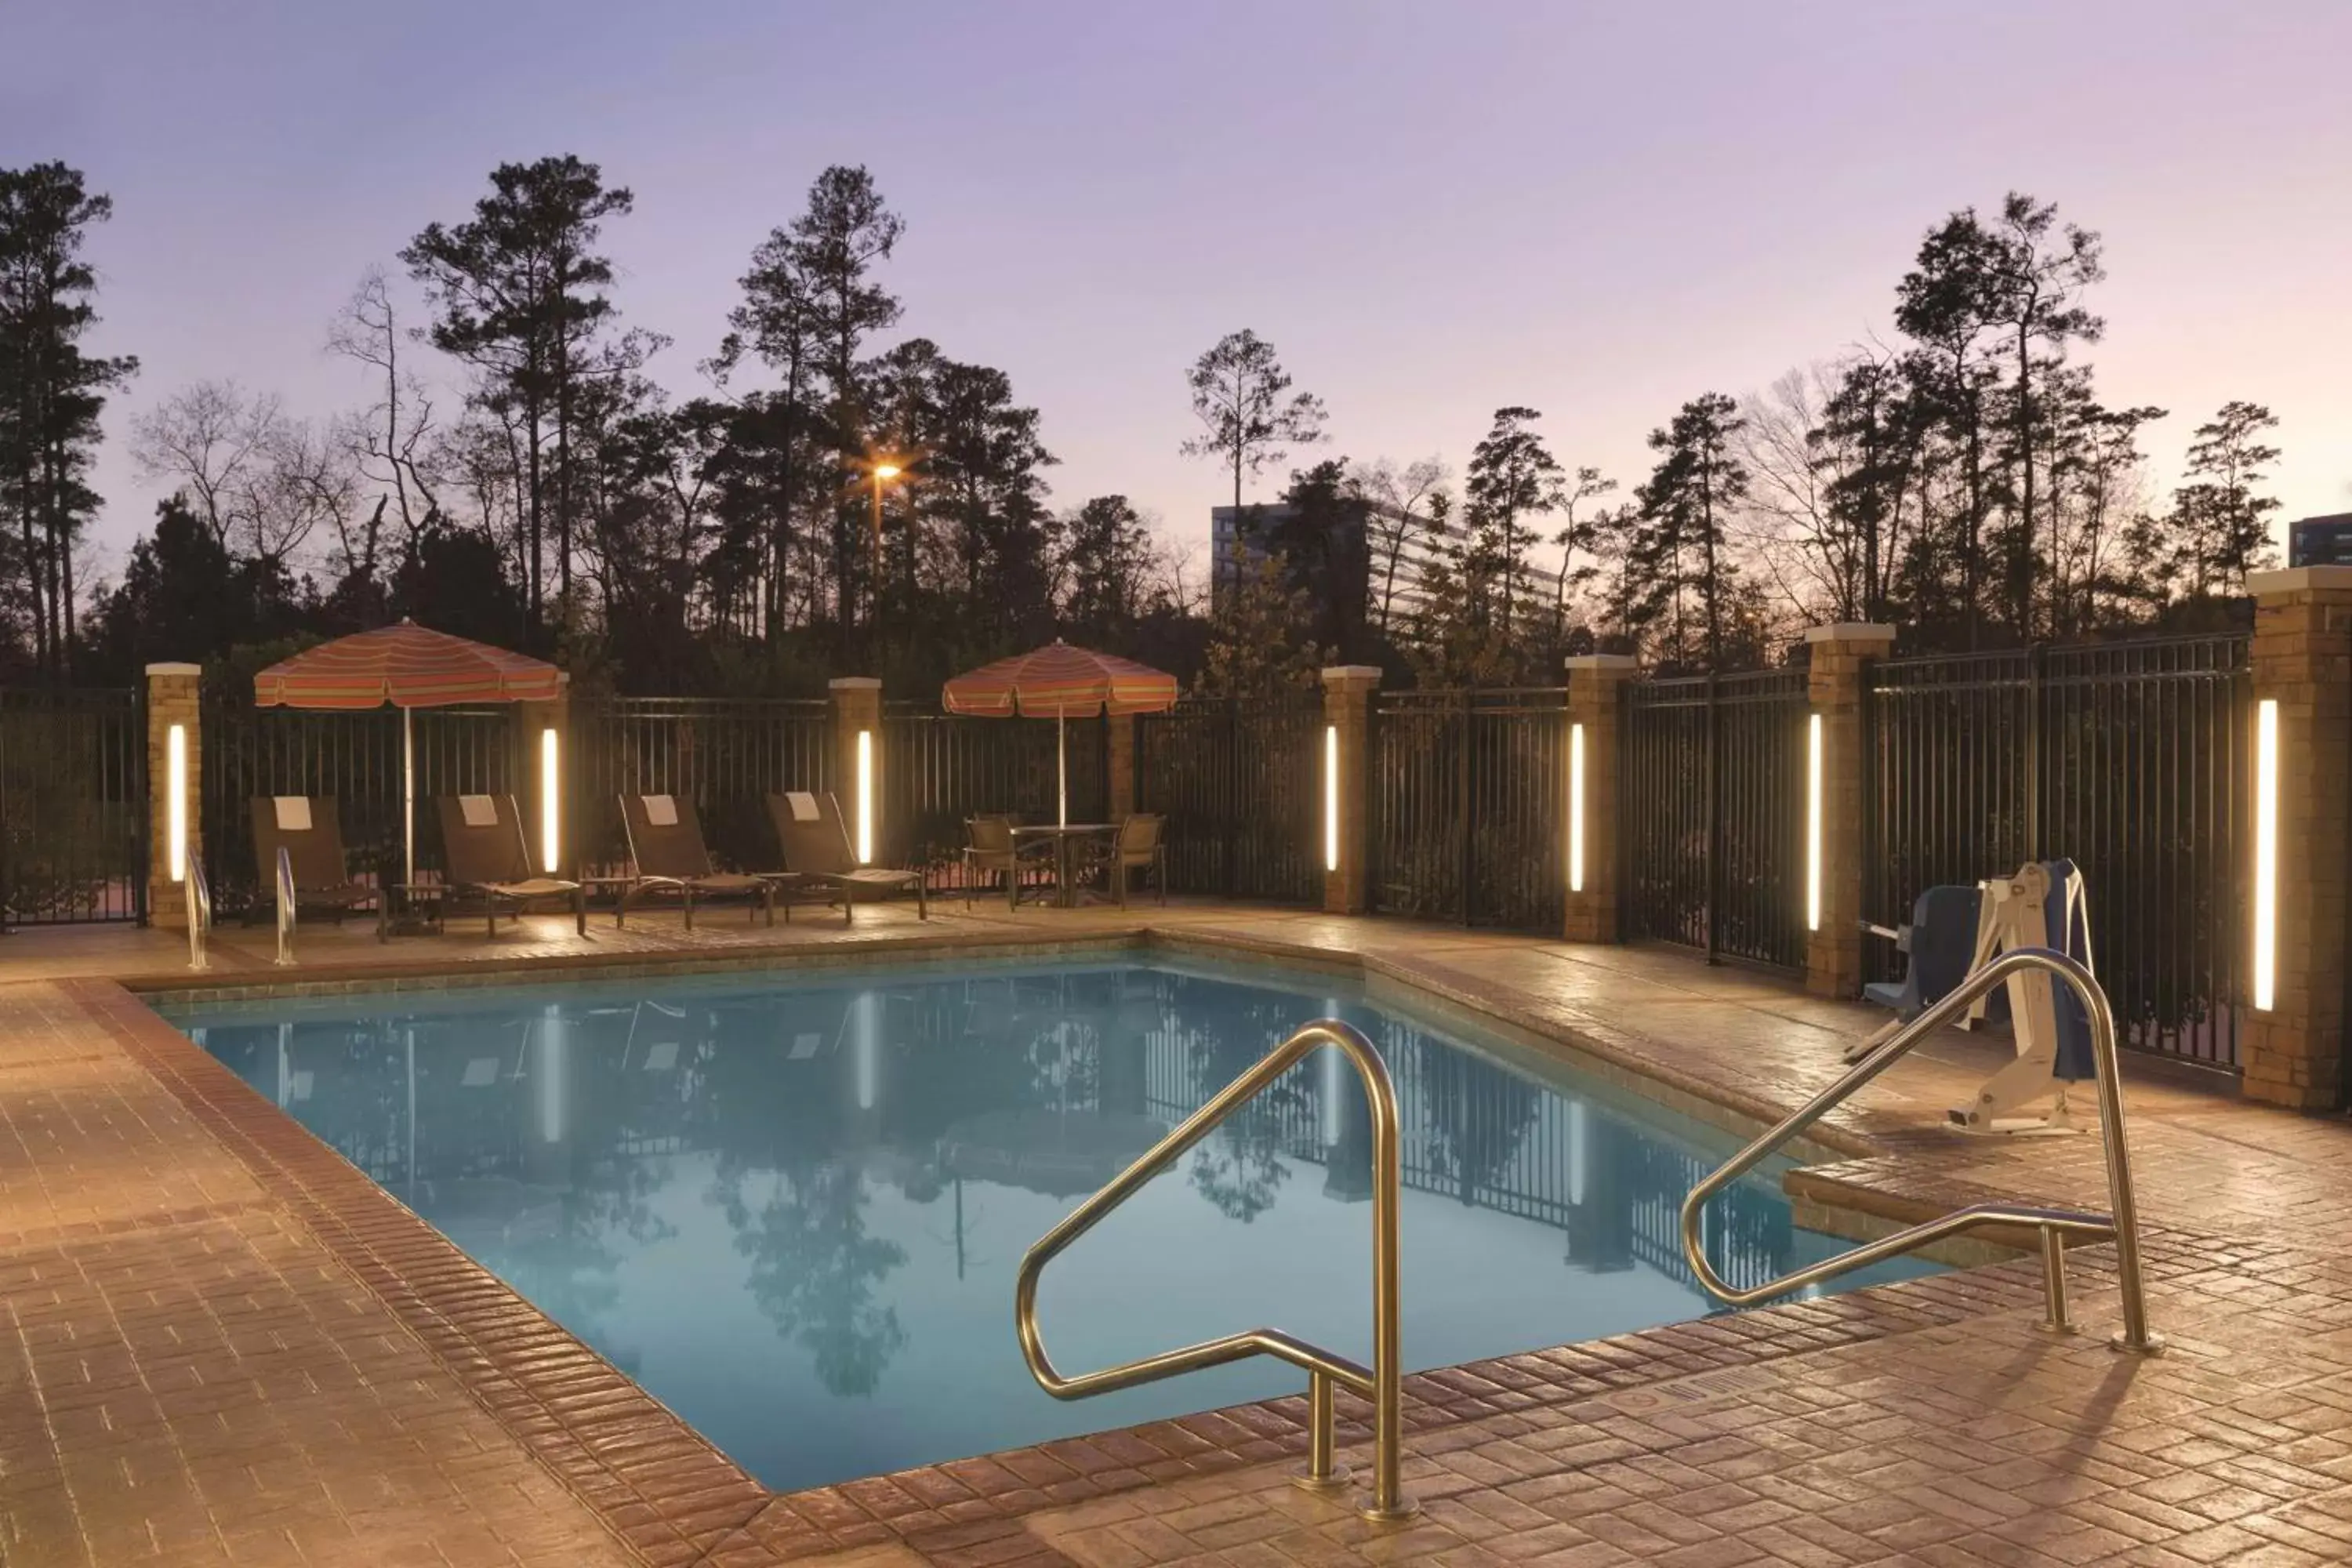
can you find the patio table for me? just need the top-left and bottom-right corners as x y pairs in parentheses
(1009, 823), (1116, 908)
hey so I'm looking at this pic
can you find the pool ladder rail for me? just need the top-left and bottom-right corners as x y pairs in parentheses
(274, 844), (297, 967)
(1014, 1018), (1416, 1523)
(1679, 946), (2162, 1354)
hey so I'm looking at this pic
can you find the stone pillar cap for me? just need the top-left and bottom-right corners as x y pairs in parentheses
(827, 676), (883, 690)
(2247, 566), (2352, 597)
(1802, 622), (1898, 644)
(144, 662), (201, 675)
(1563, 654), (1639, 671)
(1319, 665), (1382, 684)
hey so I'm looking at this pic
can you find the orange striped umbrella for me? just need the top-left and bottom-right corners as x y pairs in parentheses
(253, 620), (561, 710)
(942, 640), (1177, 719)
(252, 621), (563, 884)
(943, 641), (1178, 826)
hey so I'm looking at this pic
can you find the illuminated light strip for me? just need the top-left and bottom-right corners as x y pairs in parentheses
(856, 730), (875, 865)
(1805, 712), (1824, 932)
(1568, 721), (1587, 894)
(168, 724), (188, 883)
(2253, 698), (2278, 1011)
(1323, 724), (1340, 873)
(539, 728), (561, 873)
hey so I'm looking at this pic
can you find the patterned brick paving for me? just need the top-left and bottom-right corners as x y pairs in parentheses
(2, 905), (2350, 1566)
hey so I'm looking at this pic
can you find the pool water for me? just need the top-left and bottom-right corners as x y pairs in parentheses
(165, 959), (1931, 1492)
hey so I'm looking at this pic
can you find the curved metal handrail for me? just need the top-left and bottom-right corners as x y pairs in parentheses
(184, 854), (212, 972)
(1679, 946), (2160, 1352)
(274, 844), (298, 967)
(1015, 1018), (1415, 1522)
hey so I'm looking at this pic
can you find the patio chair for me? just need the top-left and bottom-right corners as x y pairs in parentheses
(249, 795), (385, 939)
(764, 790), (927, 926)
(434, 793), (587, 937)
(1074, 813), (1167, 907)
(962, 815), (1055, 910)
(616, 793), (777, 929)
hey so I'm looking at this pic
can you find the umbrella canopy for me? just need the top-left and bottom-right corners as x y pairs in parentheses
(252, 621), (562, 886)
(942, 640), (1177, 719)
(255, 620), (561, 710)
(942, 641), (1178, 826)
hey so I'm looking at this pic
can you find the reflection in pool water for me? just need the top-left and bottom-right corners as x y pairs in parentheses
(168, 961), (1929, 1491)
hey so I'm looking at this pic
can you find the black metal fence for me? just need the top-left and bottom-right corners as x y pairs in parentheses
(1621, 669), (1809, 969)
(1865, 636), (2250, 1069)
(201, 699), (518, 915)
(0, 687), (146, 925)
(882, 705), (1107, 877)
(1135, 697), (1322, 903)
(571, 697), (833, 877)
(1368, 689), (1570, 931)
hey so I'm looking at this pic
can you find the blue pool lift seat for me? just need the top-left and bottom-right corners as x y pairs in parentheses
(1861, 883), (1985, 1019)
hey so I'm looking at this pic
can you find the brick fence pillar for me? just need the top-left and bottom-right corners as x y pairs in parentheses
(1321, 666), (1381, 915)
(1803, 623), (1896, 999)
(829, 676), (883, 864)
(2241, 567), (2352, 1109)
(1106, 711), (1136, 819)
(516, 672), (571, 877)
(1563, 655), (1639, 942)
(146, 662), (202, 930)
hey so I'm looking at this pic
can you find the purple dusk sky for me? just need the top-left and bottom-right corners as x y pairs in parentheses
(9, 0), (2350, 589)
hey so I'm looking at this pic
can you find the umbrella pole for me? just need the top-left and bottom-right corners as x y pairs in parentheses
(1058, 710), (1068, 828)
(402, 706), (415, 887)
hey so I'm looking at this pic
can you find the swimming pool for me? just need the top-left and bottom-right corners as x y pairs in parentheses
(163, 957), (1930, 1492)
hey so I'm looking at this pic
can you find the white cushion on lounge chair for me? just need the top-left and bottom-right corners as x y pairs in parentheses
(643, 793), (678, 827)
(786, 790), (819, 822)
(459, 794), (498, 828)
(273, 796), (312, 832)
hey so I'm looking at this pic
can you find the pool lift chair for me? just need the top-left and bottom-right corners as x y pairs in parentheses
(1855, 858), (2096, 1135)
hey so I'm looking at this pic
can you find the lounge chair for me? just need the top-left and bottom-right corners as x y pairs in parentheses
(435, 793), (587, 937)
(1076, 813), (1167, 908)
(765, 790), (927, 926)
(617, 793), (777, 928)
(962, 815), (1055, 910)
(249, 795), (385, 939)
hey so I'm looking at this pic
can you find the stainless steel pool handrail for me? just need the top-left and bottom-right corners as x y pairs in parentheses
(1014, 1018), (1415, 1522)
(274, 844), (297, 967)
(1679, 946), (2161, 1352)
(184, 853), (212, 972)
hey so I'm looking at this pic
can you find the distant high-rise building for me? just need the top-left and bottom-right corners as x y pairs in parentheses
(1209, 499), (1452, 628)
(2288, 512), (2352, 568)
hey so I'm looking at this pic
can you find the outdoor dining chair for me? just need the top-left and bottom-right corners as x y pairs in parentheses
(434, 793), (587, 936)
(248, 795), (386, 938)
(1076, 812), (1168, 907)
(962, 815), (1056, 910)
(765, 790), (927, 925)
(616, 793), (778, 928)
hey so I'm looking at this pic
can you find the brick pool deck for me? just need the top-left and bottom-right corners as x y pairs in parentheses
(4, 902), (2350, 1566)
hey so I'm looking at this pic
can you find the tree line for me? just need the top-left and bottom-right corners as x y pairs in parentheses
(0, 160), (2292, 699)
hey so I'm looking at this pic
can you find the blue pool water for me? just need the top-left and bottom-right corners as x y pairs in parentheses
(163, 959), (1930, 1491)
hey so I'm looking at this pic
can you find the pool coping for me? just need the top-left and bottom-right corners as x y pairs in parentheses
(86, 922), (2065, 1568)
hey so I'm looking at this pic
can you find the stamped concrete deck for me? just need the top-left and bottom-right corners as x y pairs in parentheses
(2, 899), (2349, 1567)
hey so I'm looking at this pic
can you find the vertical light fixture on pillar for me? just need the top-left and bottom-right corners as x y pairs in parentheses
(167, 723), (188, 882)
(855, 729), (875, 865)
(539, 726), (561, 873)
(1323, 724), (1340, 872)
(2253, 697), (2278, 1011)
(1568, 721), (1587, 894)
(1805, 712), (1824, 932)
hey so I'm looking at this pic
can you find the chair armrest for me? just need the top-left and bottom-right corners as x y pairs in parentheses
(1859, 920), (1904, 944)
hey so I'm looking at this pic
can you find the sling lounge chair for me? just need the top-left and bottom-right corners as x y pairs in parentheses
(617, 793), (777, 928)
(766, 790), (927, 926)
(249, 795), (386, 939)
(436, 793), (587, 937)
